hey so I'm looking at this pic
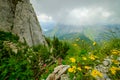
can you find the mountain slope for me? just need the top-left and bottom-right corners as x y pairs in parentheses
(42, 23), (120, 41)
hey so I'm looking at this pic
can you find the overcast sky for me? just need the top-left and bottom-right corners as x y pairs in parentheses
(30, 0), (120, 26)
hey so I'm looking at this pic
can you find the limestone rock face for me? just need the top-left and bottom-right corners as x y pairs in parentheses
(0, 0), (47, 46)
(0, 0), (14, 31)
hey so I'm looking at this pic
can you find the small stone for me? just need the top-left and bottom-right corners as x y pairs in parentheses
(95, 64), (109, 73)
(61, 74), (69, 80)
(46, 65), (70, 80)
(103, 60), (109, 66)
(46, 73), (55, 80)
(55, 65), (70, 79)
(117, 57), (120, 61)
(12, 48), (18, 54)
(54, 65), (63, 73)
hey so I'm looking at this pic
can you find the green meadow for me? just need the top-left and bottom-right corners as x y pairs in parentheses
(0, 31), (120, 80)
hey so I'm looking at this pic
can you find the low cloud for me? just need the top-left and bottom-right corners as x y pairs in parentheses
(30, 0), (120, 26)
(37, 14), (53, 22)
(58, 7), (114, 25)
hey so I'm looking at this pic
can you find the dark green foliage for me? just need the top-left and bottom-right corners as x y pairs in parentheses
(0, 31), (19, 43)
(32, 45), (50, 63)
(80, 50), (87, 55)
(0, 31), (34, 80)
(38, 36), (70, 79)
(52, 36), (69, 58)
(0, 54), (33, 80)
(44, 36), (69, 59)
(109, 39), (120, 49)
(101, 38), (120, 55)
(45, 37), (51, 47)
(0, 31), (70, 79)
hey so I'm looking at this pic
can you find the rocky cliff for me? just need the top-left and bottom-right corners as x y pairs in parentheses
(0, 0), (47, 46)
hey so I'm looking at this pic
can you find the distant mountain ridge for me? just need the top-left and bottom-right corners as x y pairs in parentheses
(41, 23), (120, 41)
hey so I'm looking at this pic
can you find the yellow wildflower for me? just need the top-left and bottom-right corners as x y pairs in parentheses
(70, 58), (76, 63)
(117, 68), (120, 70)
(91, 69), (98, 77)
(72, 66), (76, 69)
(91, 69), (103, 78)
(73, 70), (76, 73)
(77, 67), (82, 71)
(97, 72), (103, 77)
(73, 44), (78, 47)
(68, 68), (74, 73)
(110, 66), (119, 75)
(68, 66), (76, 73)
(72, 66), (76, 73)
(85, 66), (91, 70)
(111, 49), (120, 55)
(82, 57), (87, 60)
(93, 42), (96, 46)
(112, 60), (119, 64)
(89, 54), (97, 60)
